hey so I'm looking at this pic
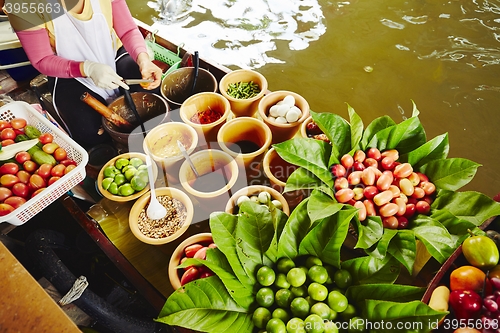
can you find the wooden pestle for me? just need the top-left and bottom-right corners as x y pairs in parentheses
(80, 92), (133, 130)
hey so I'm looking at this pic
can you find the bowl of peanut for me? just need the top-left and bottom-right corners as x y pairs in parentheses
(129, 187), (194, 245)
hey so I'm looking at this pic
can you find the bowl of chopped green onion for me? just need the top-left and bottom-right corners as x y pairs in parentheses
(219, 69), (268, 118)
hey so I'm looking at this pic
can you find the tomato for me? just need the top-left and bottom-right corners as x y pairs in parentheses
(65, 164), (76, 174)
(0, 174), (19, 188)
(13, 128), (25, 135)
(36, 163), (53, 179)
(450, 265), (488, 293)
(42, 142), (59, 154)
(0, 128), (16, 141)
(0, 162), (19, 175)
(0, 203), (14, 216)
(60, 159), (77, 167)
(14, 151), (31, 164)
(4, 196), (26, 209)
(23, 160), (38, 173)
(48, 176), (61, 186)
(38, 133), (53, 144)
(12, 182), (29, 198)
(1, 139), (15, 147)
(53, 147), (67, 161)
(31, 188), (46, 198)
(16, 170), (31, 184)
(50, 164), (66, 177)
(29, 174), (46, 190)
(0, 187), (12, 202)
(0, 120), (12, 131)
(10, 118), (27, 130)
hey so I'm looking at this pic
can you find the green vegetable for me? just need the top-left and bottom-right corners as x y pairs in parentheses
(14, 134), (29, 143)
(32, 149), (57, 166)
(25, 125), (41, 139)
(463, 230), (499, 269)
(226, 81), (261, 99)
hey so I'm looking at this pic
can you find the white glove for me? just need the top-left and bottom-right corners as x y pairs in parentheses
(83, 60), (129, 90)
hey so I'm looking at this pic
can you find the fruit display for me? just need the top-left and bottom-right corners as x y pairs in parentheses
(100, 157), (149, 197)
(0, 118), (77, 216)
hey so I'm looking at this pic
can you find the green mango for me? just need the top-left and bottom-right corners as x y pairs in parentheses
(463, 231), (500, 270)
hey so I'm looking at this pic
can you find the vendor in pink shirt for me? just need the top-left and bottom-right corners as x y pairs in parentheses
(5, 0), (163, 148)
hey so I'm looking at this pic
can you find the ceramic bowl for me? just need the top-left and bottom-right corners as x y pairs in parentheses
(225, 185), (290, 216)
(97, 152), (158, 202)
(129, 187), (194, 245)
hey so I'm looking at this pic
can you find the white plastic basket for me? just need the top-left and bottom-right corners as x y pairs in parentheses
(0, 101), (89, 225)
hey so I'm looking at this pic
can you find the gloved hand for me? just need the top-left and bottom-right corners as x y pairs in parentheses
(136, 53), (163, 90)
(83, 60), (129, 90)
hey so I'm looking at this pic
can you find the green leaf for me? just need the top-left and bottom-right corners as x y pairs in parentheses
(179, 248), (254, 310)
(274, 138), (334, 187)
(157, 276), (253, 333)
(310, 110), (351, 156)
(411, 215), (455, 264)
(346, 284), (426, 307)
(352, 215), (384, 250)
(209, 212), (253, 288)
(284, 167), (334, 198)
(342, 255), (401, 285)
(299, 207), (357, 268)
(365, 228), (398, 259)
(307, 189), (344, 222)
(419, 158), (481, 191)
(348, 104), (364, 152)
(430, 209), (477, 247)
(367, 116), (426, 154)
(387, 230), (417, 274)
(432, 190), (500, 226)
(265, 204), (289, 263)
(360, 115), (396, 150)
(363, 300), (448, 333)
(235, 202), (275, 278)
(277, 199), (312, 260)
(403, 133), (449, 169)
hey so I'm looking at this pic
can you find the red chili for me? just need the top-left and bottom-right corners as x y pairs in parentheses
(190, 108), (222, 124)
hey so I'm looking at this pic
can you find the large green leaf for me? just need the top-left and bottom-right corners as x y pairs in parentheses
(299, 207), (357, 268)
(209, 212), (253, 287)
(360, 115), (396, 149)
(419, 158), (481, 191)
(346, 284), (426, 308)
(235, 202), (275, 278)
(352, 215), (384, 250)
(365, 228), (398, 259)
(342, 255), (401, 285)
(274, 138), (333, 187)
(432, 190), (500, 226)
(310, 110), (351, 157)
(284, 167), (334, 198)
(403, 133), (449, 168)
(387, 230), (417, 274)
(367, 116), (426, 154)
(363, 300), (448, 333)
(277, 199), (312, 260)
(179, 248), (254, 310)
(411, 215), (455, 264)
(348, 104), (364, 152)
(265, 204), (289, 263)
(157, 276), (253, 333)
(307, 189), (344, 222)
(431, 209), (477, 247)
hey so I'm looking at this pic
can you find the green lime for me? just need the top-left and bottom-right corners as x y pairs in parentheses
(275, 289), (293, 308)
(124, 167), (137, 181)
(329, 309), (338, 321)
(114, 158), (129, 170)
(287, 268), (307, 287)
(118, 183), (134, 196)
(324, 321), (339, 333)
(108, 182), (119, 195)
(277, 257), (295, 274)
(348, 317), (365, 333)
(307, 265), (328, 284)
(103, 165), (119, 178)
(310, 302), (332, 320)
(136, 169), (149, 182)
(137, 164), (148, 171)
(333, 269), (352, 289)
(266, 318), (286, 333)
(130, 175), (147, 192)
(256, 287), (275, 307)
(327, 290), (348, 313)
(271, 308), (290, 324)
(290, 285), (308, 298)
(257, 266), (276, 287)
(121, 165), (134, 173)
(340, 304), (357, 321)
(101, 177), (114, 190)
(308, 282), (328, 301)
(129, 157), (144, 168)
(305, 256), (323, 268)
(304, 314), (324, 333)
(252, 307), (271, 329)
(286, 318), (306, 333)
(114, 173), (126, 186)
(290, 297), (310, 319)
(274, 273), (291, 289)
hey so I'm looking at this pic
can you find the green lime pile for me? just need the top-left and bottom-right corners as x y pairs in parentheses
(101, 157), (149, 196)
(252, 256), (364, 333)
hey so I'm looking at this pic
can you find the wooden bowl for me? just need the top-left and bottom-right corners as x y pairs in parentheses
(96, 152), (158, 202)
(225, 185), (290, 216)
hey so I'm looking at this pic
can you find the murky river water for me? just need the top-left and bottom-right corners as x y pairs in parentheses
(127, 0), (500, 198)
